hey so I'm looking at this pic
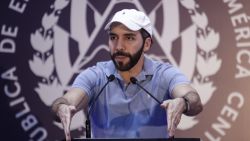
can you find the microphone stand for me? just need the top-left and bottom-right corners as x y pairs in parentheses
(85, 75), (115, 138)
(131, 77), (175, 139)
(130, 77), (161, 104)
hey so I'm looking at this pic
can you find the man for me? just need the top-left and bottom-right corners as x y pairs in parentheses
(52, 9), (203, 140)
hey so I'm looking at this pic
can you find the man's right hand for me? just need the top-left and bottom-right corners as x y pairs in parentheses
(57, 104), (76, 141)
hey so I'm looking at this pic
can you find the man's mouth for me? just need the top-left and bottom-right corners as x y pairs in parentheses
(115, 55), (128, 61)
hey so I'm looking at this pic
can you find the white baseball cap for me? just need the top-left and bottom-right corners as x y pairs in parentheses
(105, 9), (153, 37)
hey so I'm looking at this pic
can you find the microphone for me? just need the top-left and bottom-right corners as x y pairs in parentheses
(130, 77), (161, 104)
(85, 74), (115, 138)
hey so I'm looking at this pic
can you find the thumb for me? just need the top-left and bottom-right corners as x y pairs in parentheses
(160, 100), (171, 109)
(68, 105), (76, 113)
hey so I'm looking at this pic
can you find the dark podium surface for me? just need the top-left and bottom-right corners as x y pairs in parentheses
(70, 138), (200, 141)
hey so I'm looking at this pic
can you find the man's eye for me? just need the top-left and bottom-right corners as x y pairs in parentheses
(126, 36), (134, 40)
(110, 36), (117, 40)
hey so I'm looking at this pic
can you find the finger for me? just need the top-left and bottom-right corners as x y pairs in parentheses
(169, 109), (182, 137)
(59, 105), (72, 141)
(64, 127), (71, 141)
(64, 128), (71, 141)
(61, 114), (71, 141)
(167, 103), (174, 136)
(161, 100), (178, 137)
(169, 115), (176, 137)
(169, 115), (180, 137)
(65, 108), (72, 140)
(175, 114), (181, 126)
(161, 100), (172, 135)
(168, 124), (176, 137)
(169, 101), (180, 137)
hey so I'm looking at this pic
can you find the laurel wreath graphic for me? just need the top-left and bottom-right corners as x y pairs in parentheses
(29, 0), (70, 106)
(178, 0), (221, 130)
(29, 0), (88, 133)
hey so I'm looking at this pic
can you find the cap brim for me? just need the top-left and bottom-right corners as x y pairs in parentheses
(104, 17), (141, 31)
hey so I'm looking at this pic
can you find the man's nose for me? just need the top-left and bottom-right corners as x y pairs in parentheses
(116, 39), (125, 51)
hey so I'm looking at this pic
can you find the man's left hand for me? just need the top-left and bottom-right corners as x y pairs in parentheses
(160, 98), (185, 137)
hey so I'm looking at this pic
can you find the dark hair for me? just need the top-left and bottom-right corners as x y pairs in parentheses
(140, 28), (153, 45)
(140, 28), (151, 39)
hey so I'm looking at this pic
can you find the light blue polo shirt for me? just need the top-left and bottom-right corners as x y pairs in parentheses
(72, 56), (190, 138)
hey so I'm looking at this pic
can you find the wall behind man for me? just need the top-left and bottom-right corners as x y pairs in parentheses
(0, 0), (249, 140)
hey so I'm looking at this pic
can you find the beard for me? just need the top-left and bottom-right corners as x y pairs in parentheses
(111, 45), (144, 71)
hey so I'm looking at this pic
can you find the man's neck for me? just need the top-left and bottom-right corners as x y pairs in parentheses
(118, 56), (144, 84)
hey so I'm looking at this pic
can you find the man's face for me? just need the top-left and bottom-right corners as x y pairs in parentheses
(109, 23), (144, 71)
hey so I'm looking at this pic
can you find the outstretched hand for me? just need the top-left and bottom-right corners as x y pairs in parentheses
(161, 98), (185, 137)
(57, 104), (76, 141)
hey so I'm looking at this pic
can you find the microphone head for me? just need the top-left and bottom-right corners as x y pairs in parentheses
(130, 77), (137, 84)
(108, 74), (115, 82)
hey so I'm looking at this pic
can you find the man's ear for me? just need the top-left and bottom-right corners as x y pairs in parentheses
(143, 37), (152, 52)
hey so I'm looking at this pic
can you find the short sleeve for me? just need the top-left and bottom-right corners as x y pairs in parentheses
(161, 65), (190, 98)
(71, 66), (100, 97)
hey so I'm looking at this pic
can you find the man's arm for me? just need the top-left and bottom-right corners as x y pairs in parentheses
(51, 88), (88, 140)
(171, 84), (203, 116)
(52, 88), (88, 114)
(161, 84), (203, 137)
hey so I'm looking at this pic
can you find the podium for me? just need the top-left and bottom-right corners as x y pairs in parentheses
(70, 138), (200, 141)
